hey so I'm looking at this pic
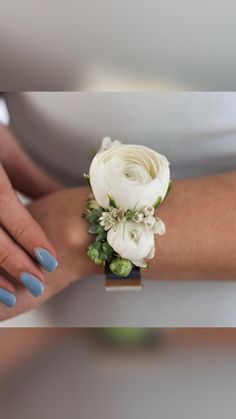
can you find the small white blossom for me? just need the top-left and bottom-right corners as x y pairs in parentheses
(111, 208), (125, 223)
(143, 206), (155, 216)
(153, 218), (166, 235)
(133, 211), (144, 223)
(99, 212), (117, 231)
(144, 215), (156, 228)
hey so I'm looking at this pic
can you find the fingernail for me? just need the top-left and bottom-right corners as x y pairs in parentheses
(34, 248), (58, 272)
(20, 273), (45, 297)
(0, 288), (16, 307)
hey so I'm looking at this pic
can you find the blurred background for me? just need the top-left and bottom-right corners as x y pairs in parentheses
(0, 0), (236, 91)
(2, 328), (236, 418)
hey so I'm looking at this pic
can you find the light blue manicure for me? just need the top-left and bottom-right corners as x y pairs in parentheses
(34, 248), (58, 272)
(0, 288), (16, 307)
(20, 273), (45, 297)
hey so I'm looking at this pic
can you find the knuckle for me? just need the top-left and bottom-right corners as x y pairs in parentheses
(13, 222), (29, 243)
(0, 247), (11, 267)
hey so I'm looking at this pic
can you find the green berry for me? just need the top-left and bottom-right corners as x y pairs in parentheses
(94, 257), (103, 265)
(87, 247), (100, 260)
(109, 258), (133, 277)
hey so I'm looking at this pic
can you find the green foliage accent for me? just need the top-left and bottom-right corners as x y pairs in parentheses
(108, 195), (117, 208)
(125, 210), (133, 220)
(87, 245), (103, 265)
(85, 208), (103, 224)
(153, 196), (162, 209)
(87, 239), (114, 264)
(92, 241), (103, 251)
(96, 232), (107, 241)
(109, 258), (133, 277)
(102, 242), (113, 255)
(165, 180), (173, 198)
(88, 225), (100, 234)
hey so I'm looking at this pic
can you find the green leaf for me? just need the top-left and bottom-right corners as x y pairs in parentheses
(83, 173), (91, 187)
(165, 180), (173, 198)
(153, 196), (162, 209)
(100, 251), (108, 261)
(88, 225), (100, 234)
(86, 209), (103, 224)
(108, 195), (117, 208)
(96, 232), (107, 242)
(92, 241), (103, 251)
(102, 242), (113, 255)
(97, 225), (105, 234)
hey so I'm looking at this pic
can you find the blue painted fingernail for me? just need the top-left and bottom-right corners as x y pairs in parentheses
(20, 273), (45, 297)
(34, 248), (58, 272)
(0, 288), (16, 307)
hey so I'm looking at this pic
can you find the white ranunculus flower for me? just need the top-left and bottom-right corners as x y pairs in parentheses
(89, 137), (170, 210)
(107, 220), (156, 267)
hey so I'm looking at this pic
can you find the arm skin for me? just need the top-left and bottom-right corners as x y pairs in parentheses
(0, 171), (236, 321)
(144, 171), (236, 281)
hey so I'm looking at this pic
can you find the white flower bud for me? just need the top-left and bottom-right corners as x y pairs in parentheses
(153, 218), (166, 235)
(144, 215), (156, 228)
(133, 212), (144, 223)
(143, 206), (155, 216)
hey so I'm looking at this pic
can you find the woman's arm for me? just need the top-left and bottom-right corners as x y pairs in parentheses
(144, 171), (236, 280)
(1, 172), (236, 321)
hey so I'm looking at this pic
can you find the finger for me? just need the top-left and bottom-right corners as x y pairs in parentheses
(0, 164), (58, 272)
(0, 125), (62, 198)
(0, 226), (45, 297)
(0, 275), (16, 307)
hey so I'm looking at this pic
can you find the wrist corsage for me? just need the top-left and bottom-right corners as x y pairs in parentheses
(84, 137), (171, 290)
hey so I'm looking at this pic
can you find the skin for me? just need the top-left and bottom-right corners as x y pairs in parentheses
(1, 124), (236, 321)
(0, 124), (61, 299)
(0, 187), (101, 320)
(146, 171), (236, 281)
(0, 171), (236, 320)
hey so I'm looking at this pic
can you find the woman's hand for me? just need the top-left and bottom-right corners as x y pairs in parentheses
(0, 124), (61, 308)
(0, 187), (101, 321)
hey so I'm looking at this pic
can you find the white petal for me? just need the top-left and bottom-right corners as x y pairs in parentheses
(147, 245), (155, 259)
(131, 259), (147, 267)
(90, 142), (170, 211)
(107, 220), (155, 262)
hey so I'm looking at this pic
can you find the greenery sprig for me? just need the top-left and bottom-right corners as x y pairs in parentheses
(84, 196), (133, 276)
